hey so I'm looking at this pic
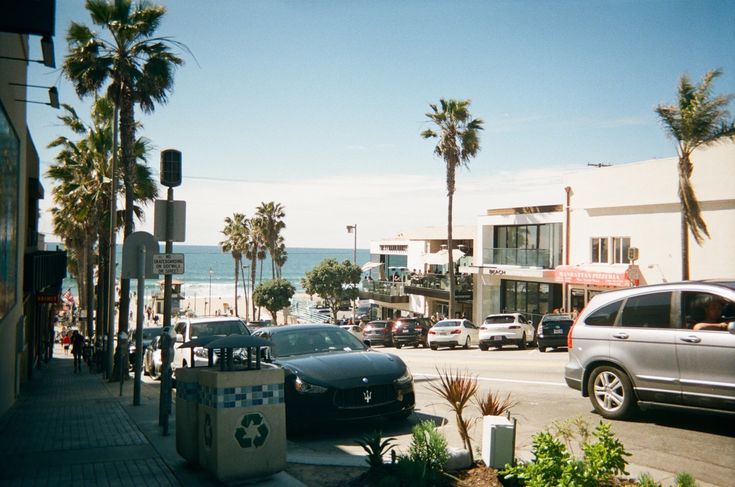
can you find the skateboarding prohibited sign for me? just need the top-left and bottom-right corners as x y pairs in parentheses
(234, 412), (269, 449)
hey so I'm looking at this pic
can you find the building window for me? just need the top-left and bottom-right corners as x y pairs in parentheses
(612, 237), (631, 264)
(0, 102), (20, 321)
(591, 237), (609, 263)
(492, 223), (561, 268)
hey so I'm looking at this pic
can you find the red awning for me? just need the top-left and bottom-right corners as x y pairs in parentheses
(554, 265), (639, 288)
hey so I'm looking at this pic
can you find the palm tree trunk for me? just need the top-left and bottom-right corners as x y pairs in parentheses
(240, 264), (249, 321)
(118, 86), (136, 340)
(234, 258), (239, 316)
(251, 256), (257, 318)
(447, 166), (455, 320)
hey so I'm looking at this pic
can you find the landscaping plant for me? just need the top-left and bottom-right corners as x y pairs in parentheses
(501, 419), (630, 487)
(428, 367), (479, 462)
(475, 388), (518, 417)
(355, 430), (396, 470)
(406, 420), (450, 485)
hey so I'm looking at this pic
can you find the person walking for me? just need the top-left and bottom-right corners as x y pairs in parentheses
(62, 332), (71, 356)
(71, 330), (85, 373)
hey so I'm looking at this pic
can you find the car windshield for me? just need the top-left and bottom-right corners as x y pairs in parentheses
(190, 320), (249, 338)
(268, 328), (367, 357)
(434, 320), (461, 328)
(484, 315), (516, 324)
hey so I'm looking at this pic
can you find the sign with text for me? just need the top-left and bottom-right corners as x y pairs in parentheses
(153, 253), (185, 275)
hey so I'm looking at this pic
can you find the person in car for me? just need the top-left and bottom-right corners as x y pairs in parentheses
(693, 296), (730, 331)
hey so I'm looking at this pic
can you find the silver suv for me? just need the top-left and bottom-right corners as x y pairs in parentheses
(565, 280), (735, 419)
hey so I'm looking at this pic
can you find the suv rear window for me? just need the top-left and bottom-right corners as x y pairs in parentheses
(189, 320), (249, 337)
(585, 300), (622, 326)
(620, 292), (672, 328)
(484, 315), (515, 324)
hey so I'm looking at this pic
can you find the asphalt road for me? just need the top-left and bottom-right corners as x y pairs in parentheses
(286, 345), (734, 487)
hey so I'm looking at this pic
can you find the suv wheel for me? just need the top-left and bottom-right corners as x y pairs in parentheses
(588, 365), (635, 419)
(395, 342), (403, 349)
(538, 345), (547, 353)
(479, 343), (488, 351)
(463, 336), (471, 349)
(518, 333), (527, 350)
(430, 344), (438, 350)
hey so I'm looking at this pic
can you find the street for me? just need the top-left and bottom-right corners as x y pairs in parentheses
(284, 345), (735, 486)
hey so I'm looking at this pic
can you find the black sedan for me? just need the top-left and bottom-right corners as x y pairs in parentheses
(252, 324), (415, 427)
(536, 314), (574, 352)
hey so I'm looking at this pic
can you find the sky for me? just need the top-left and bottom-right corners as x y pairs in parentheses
(27, 0), (735, 248)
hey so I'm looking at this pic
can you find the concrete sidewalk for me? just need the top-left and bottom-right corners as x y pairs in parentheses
(0, 344), (305, 486)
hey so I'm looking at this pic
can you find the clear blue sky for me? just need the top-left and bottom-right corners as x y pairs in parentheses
(28, 0), (735, 247)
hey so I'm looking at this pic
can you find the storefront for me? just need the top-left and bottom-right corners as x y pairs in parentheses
(554, 264), (641, 311)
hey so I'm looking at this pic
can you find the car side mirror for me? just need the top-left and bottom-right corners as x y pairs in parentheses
(728, 321), (735, 335)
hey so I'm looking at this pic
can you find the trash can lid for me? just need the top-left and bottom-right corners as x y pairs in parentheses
(206, 335), (272, 349)
(179, 335), (222, 348)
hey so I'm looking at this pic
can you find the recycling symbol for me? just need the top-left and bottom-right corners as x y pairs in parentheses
(234, 412), (269, 449)
(203, 413), (213, 448)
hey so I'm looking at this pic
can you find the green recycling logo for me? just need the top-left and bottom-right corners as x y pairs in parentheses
(203, 413), (213, 448)
(234, 412), (269, 449)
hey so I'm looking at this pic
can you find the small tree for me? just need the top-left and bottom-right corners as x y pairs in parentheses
(252, 279), (295, 326)
(301, 258), (361, 323)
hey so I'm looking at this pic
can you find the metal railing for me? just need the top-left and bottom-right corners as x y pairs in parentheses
(483, 248), (552, 268)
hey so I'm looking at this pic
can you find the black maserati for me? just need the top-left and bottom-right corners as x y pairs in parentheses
(252, 324), (415, 427)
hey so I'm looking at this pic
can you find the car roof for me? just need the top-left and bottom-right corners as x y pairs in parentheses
(180, 316), (248, 324)
(485, 313), (522, 318)
(541, 314), (573, 321)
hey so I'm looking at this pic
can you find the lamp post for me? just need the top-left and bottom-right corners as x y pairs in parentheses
(346, 225), (357, 322)
(208, 268), (213, 316)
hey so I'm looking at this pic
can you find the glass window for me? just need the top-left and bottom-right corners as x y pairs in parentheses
(527, 226), (538, 249)
(585, 300), (622, 326)
(0, 103), (20, 321)
(620, 292), (672, 328)
(682, 292), (735, 330)
(612, 237), (631, 264)
(591, 237), (609, 263)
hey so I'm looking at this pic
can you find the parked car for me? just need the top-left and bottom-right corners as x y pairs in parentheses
(428, 319), (480, 350)
(340, 323), (364, 341)
(478, 313), (535, 350)
(172, 317), (251, 372)
(392, 317), (431, 348)
(536, 314), (574, 352)
(252, 324), (415, 428)
(143, 335), (163, 379)
(363, 320), (394, 347)
(565, 280), (735, 420)
(128, 326), (163, 365)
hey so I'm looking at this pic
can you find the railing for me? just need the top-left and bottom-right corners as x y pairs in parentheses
(406, 274), (473, 293)
(359, 280), (405, 296)
(483, 248), (552, 268)
(289, 300), (331, 323)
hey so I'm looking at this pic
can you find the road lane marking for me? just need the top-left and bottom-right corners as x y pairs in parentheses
(414, 372), (566, 387)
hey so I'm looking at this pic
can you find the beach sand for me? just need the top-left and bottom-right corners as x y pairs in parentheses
(178, 292), (317, 325)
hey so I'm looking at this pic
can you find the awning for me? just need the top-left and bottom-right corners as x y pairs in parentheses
(361, 262), (383, 272)
(424, 249), (465, 265)
(554, 265), (640, 287)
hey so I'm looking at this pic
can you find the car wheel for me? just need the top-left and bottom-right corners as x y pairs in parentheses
(463, 336), (471, 349)
(588, 365), (636, 420)
(430, 344), (438, 350)
(395, 342), (403, 349)
(538, 345), (547, 353)
(518, 333), (527, 350)
(494, 344), (503, 350)
(479, 344), (488, 351)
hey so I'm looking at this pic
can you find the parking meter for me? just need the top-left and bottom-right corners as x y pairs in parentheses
(159, 325), (176, 435)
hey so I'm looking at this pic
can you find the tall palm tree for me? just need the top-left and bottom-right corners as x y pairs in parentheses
(244, 217), (267, 319)
(63, 0), (185, 336)
(421, 99), (483, 319)
(655, 69), (735, 280)
(220, 213), (249, 316)
(255, 201), (287, 278)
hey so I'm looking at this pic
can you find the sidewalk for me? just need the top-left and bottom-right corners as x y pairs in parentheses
(0, 344), (305, 486)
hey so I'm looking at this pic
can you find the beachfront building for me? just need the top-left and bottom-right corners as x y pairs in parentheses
(360, 226), (475, 320)
(467, 142), (735, 323)
(0, 3), (66, 416)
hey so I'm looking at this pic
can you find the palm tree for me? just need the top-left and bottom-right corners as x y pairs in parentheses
(655, 69), (735, 280)
(245, 217), (267, 319)
(421, 99), (483, 319)
(255, 201), (287, 278)
(220, 213), (249, 316)
(63, 0), (185, 336)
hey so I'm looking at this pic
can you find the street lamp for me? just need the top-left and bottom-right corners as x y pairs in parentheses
(346, 225), (357, 321)
(208, 268), (213, 315)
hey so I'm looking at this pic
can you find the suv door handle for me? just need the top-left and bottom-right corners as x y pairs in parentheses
(611, 332), (629, 339)
(679, 335), (702, 344)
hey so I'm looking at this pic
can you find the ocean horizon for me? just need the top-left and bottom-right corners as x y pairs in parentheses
(56, 244), (370, 301)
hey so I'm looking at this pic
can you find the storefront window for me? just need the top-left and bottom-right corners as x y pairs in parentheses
(0, 103), (20, 321)
(501, 280), (562, 323)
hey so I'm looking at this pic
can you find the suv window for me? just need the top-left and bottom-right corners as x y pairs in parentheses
(585, 300), (622, 326)
(620, 292), (672, 328)
(682, 291), (735, 330)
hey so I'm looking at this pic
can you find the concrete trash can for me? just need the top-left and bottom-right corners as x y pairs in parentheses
(175, 367), (201, 464)
(197, 366), (286, 482)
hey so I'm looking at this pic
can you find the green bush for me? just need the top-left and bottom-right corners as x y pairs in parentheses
(501, 419), (630, 487)
(675, 472), (698, 487)
(638, 472), (662, 487)
(406, 420), (450, 485)
(356, 430), (395, 470)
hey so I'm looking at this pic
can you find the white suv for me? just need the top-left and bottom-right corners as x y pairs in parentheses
(565, 280), (735, 419)
(172, 316), (250, 370)
(479, 313), (536, 350)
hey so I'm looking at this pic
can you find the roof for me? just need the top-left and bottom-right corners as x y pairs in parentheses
(396, 225), (476, 241)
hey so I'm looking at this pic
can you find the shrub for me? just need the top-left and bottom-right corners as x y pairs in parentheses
(675, 472), (698, 487)
(406, 420), (450, 485)
(356, 430), (395, 470)
(501, 419), (630, 487)
(475, 388), (517, 417)
(638, 472), (662, 487)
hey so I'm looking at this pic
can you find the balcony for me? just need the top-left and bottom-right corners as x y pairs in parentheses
(483, 248), (552, 268)
(404, 274), (473, 302)
(358, 280), (409, 303)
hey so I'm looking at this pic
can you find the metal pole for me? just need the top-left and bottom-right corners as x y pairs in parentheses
(106, 103), (119, 379)
(133, 246), (145, 406)
(160, 186), (174, 435)
(209, 268), (213, 316)
(352, 225), (357, 322)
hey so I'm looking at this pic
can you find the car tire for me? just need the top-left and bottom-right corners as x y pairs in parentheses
(430, 344), (438, 350)
(538, 345), (547, 353)
(395, 342), (402, 349)
(494, 344), (503, 350)
(479, 344), (488, 351)
(463, 337), (471, 349)
(588, 365), (636, 420)
(518, 333), (527, 350)
(151, 364), (160, 380)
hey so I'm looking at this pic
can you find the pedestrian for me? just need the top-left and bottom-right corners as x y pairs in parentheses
(62, 332), (71, 355)
(71, 330), (85, 373)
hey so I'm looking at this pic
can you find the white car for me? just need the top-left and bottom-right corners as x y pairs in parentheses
(479, 313), (535, 350)
(340, 324), (364, 341)
(428, 319), (480, 350)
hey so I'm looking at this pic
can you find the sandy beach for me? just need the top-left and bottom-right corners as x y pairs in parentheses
(178, 291), (317, 325)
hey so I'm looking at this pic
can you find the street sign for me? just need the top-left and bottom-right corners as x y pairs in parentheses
(121, 231), (160, 279)
(154, 200), (186, 242)
(153, 253), (185, 275)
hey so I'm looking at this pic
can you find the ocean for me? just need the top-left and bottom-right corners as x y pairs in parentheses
(60, 245), (370, 301)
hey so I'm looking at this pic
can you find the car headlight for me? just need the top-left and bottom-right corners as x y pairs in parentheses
(394, 369), (413, 386)
(293, 376), (328, 394)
